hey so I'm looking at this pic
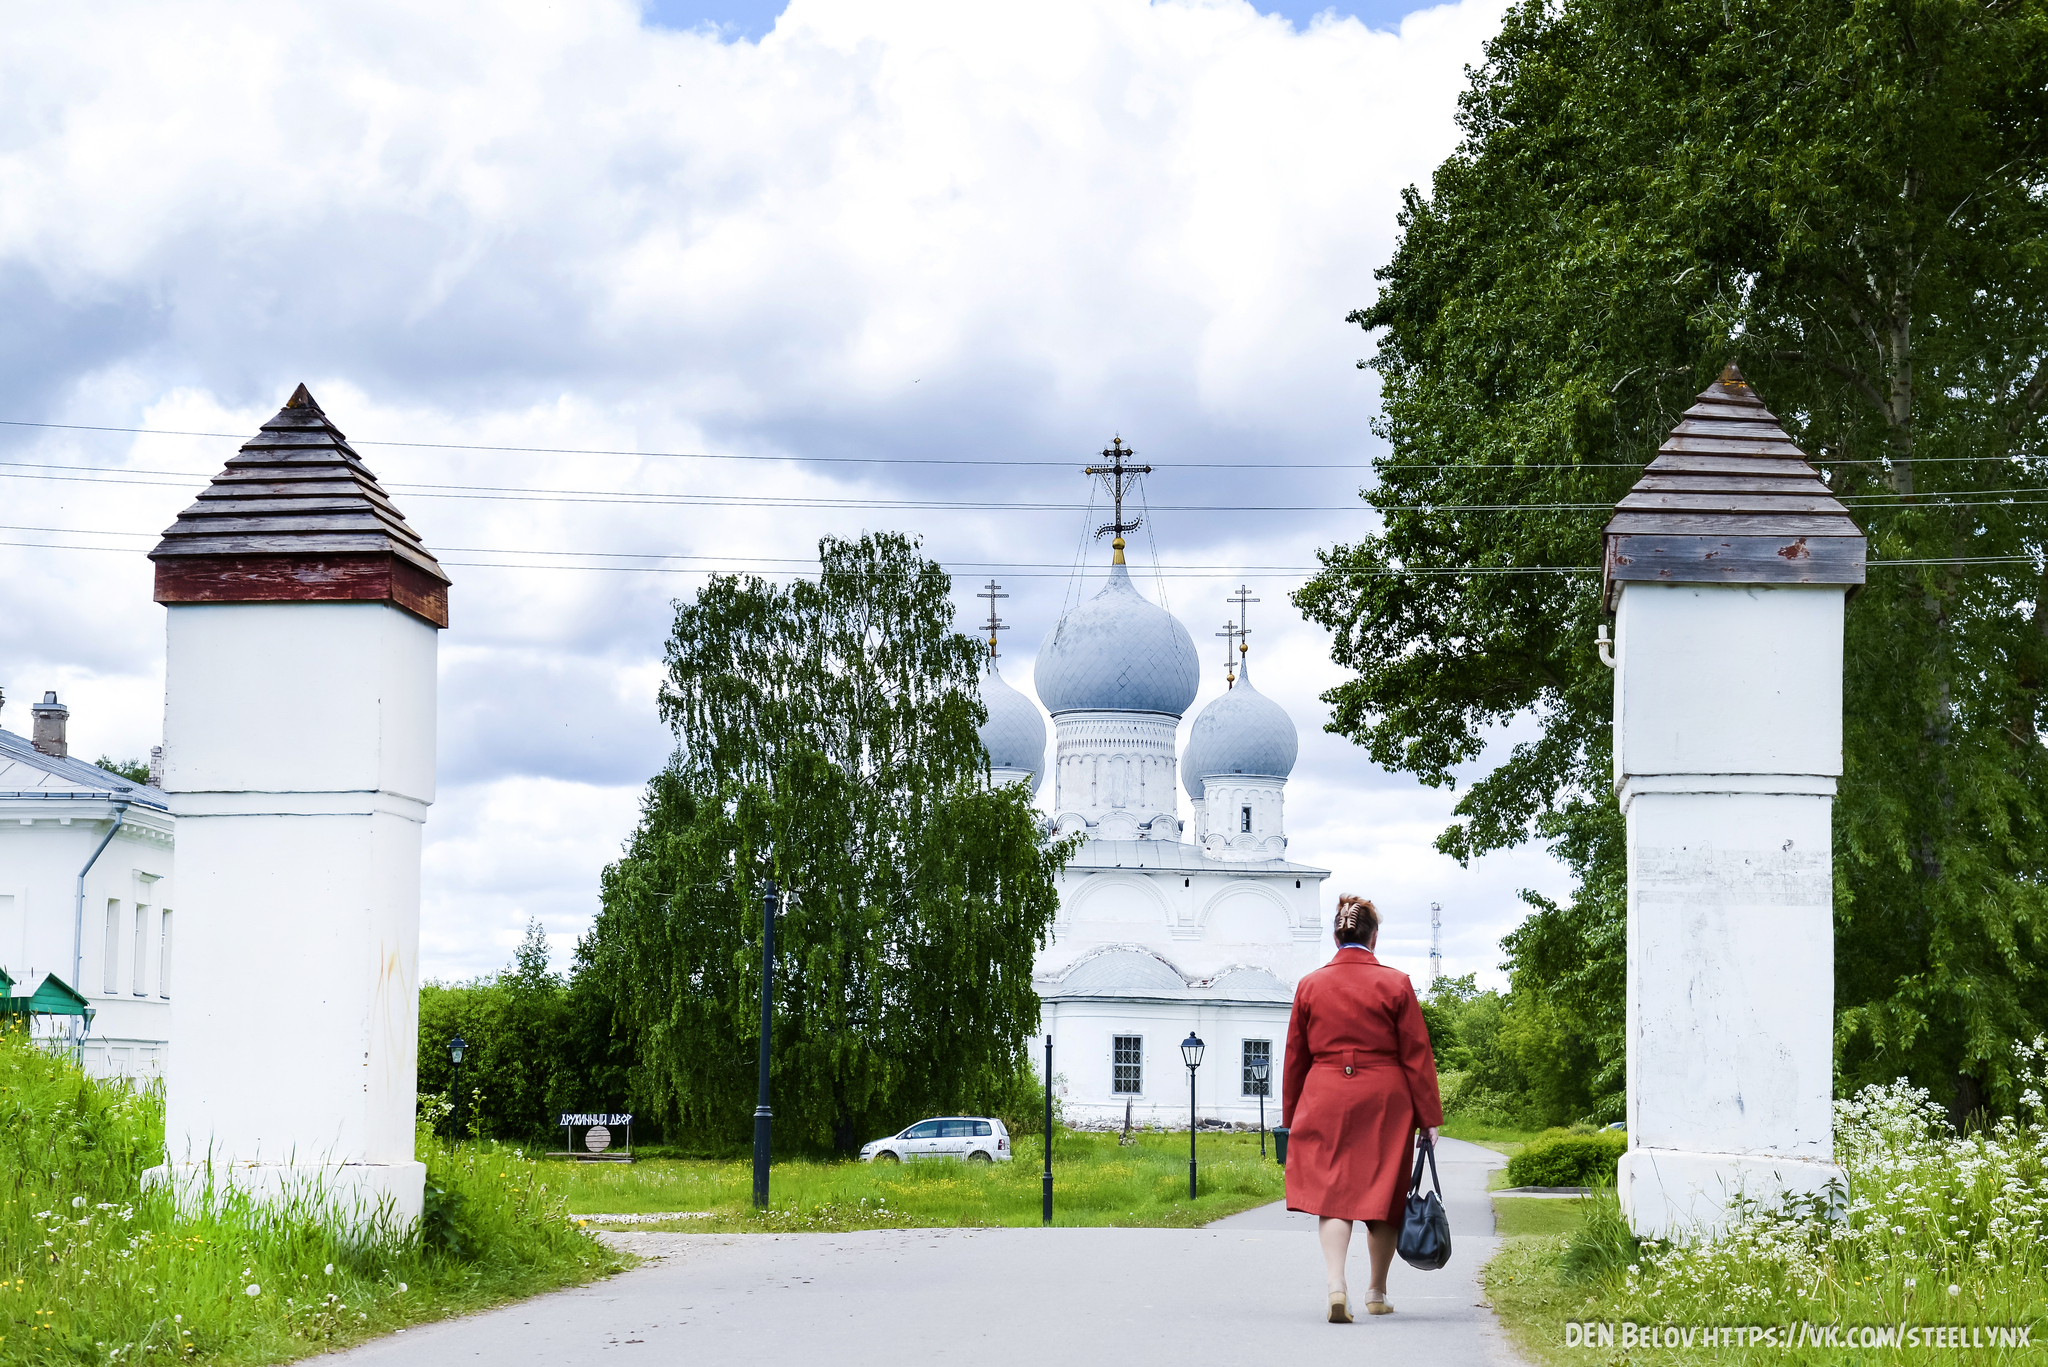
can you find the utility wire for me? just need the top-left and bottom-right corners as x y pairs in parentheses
(4, 416), (2037, 472)
(13, 460), (2048, 516)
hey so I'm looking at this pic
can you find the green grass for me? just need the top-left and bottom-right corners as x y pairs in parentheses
(1482, 1076), (2048, 1367)
(1439, 1116), (1542, 1148)
(558, 1128), (1289, 1231)
(1494, 1196), (1594, 1238)
(0, 1024), (621, 1365)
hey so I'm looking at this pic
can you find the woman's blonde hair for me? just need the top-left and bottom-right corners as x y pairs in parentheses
(1333, 895), (1380, 946)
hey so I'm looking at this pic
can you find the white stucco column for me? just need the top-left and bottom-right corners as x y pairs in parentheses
(142, 385), (450, 1232)
(1603, 366), (1865, 1239)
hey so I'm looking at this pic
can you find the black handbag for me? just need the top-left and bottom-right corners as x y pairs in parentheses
(1397, 1133), (1453, 1270)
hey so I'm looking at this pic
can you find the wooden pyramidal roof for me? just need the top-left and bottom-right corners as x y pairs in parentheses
(150, 385), (451, 628)
(1602, 364), (1865, 611)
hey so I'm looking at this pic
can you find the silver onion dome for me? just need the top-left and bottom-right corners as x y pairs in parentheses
(977, 667), (1047, 793)
(1180, 657), (1299, 798)
(1033, 563), (1201, 716)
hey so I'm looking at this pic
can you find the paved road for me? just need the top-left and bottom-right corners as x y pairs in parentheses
(309, 1137), (1523, 1367)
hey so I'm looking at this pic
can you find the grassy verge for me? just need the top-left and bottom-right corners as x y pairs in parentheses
(1441, 1117), (1542, 1150)
(558, 1129), (1288, 1231)
(1483, 1075), (2048, 1367)
(1495, 1197), (1594, 1238)
(0, 1025), (621, 1365)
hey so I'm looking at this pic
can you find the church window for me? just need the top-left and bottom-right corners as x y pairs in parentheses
(132, 905), (149, 995)
(1240, 805), (1252, 833)
(1242, 1039), (1272, 1096)
(159, 910), (173, 999)
(1112, 1036), (1143, 1094)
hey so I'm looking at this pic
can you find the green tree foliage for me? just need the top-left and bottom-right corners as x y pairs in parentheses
(587, 533), (1072, 1152)
(417, 922), (634, 1144)
(93, 756), (150, 785)
(1300, 0), (2048, 1123)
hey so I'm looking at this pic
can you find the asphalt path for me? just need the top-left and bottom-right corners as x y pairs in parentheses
(307, 1137), (1525, 1367)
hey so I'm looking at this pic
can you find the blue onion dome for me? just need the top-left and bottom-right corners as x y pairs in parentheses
(1033, 564), (1201, 716)
(977, 667), (1047, 793)
(1180, 657), (1299, 798)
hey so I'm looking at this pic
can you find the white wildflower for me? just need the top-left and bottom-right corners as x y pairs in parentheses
(246, 1284), (261, 1297)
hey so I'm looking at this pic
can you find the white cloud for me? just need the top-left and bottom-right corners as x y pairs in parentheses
(0, 0), (1561, 985)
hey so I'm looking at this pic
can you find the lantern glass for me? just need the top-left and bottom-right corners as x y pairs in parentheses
(1249, 1057), (1271, 1084)
(1180, 1032), (1205, 1070)
(449, 1034), (467, 1066)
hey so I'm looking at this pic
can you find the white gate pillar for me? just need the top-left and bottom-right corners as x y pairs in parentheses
(143, 385), (450, 1230)
(1603, 366), (1864, 1239)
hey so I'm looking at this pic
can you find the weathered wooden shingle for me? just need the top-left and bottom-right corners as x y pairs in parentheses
(150, 385), (451, 627)
(1602, 365), (1865, 610)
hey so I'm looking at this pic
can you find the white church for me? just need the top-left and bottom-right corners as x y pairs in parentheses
(978, 508), (1329, 1128)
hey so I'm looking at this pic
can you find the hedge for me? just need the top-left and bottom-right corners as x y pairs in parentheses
(1504, 1129), (1627, 1187)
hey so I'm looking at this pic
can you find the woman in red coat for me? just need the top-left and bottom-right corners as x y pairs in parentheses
(1281, 895), (1443, 1322)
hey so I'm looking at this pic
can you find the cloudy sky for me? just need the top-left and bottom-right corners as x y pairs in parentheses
(1, 0), (1571, 988)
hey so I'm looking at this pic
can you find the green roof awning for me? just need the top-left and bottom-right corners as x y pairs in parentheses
(22, 974), (89, 1017)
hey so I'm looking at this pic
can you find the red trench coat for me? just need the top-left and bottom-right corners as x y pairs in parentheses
(1281, 946), (1444, 1222)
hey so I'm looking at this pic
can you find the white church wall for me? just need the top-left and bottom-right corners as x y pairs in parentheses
(1040, 996), (1293, 1129)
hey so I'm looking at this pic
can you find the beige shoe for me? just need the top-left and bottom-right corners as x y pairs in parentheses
(1328, 1291), (1354, 1323)
(1364, 1291), (1394, 1315)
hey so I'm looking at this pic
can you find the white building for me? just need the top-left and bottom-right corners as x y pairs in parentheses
(981, 548), (1328, 1129)
(0, 689), (175, 1078)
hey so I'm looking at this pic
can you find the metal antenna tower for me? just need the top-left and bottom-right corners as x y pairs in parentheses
(1430, 901), (1443, 987)
(1083, 437), (1152, 566)
(976, 579), (1009, 672)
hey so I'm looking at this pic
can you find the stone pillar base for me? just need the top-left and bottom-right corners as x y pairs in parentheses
(142, 1160), (425, 1236)
(1619, 1148), (1843, 1240)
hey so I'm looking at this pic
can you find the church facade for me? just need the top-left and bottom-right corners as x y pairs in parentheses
(978, 546), (1328, 1129)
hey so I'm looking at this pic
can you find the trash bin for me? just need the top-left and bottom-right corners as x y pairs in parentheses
(1272, 1126), (1289, 1168)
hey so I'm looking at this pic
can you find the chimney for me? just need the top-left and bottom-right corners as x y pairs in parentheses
(30, 691), (68, 758)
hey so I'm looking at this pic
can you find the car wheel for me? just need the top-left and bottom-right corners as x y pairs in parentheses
(875, 1151), (901, 1163)
(967, 1150), (993, 1163)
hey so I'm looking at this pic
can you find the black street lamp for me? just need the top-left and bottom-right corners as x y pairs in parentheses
(1250, 1055), (1271, 1157)
(448, 1034), (468, 1142)
(1181, 1031), (1205, 1200)
(751, 878), (779, 1209)
(1042, 1033), (1054, 1226)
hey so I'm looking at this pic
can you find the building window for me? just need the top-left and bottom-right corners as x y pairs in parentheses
(1112, 1035), (1143, 1094)
(159, 910), (173, 999)
(1242, 1039), (1272, 1096)
(103, 900), (121, 993)
(132, 905), (149, 995)
(1240, 805), (1252, 833)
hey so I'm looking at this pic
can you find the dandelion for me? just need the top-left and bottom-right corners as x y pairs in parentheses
(324, 1264), (334, 1275)
(71, 1196), (84, 1208)
(397, 1283), (407, 1292)
(1949, 1284), (1961, 1296)
(246, 1284), (261, 1297)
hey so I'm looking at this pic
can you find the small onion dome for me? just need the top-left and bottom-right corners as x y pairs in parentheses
(1180, 657), (1299, 798)
(1033, 563), (1201, 716)
(977, 667), (1047, 793)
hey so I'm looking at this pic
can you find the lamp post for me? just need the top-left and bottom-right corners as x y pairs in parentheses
(752, 878), (778, 1209)
(1042, 1033), (1054, 1226)
(1250, 1055), (1271, 1157)
(1181, 1031), (1205, 1200)
(448, 1034), (467, 1143)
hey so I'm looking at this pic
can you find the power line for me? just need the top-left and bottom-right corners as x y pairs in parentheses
(6, 416), (2035, 473)
(0, 533), (2031, 577)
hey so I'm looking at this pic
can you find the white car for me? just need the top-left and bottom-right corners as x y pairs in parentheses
(859, 1116), (1012, 1163)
